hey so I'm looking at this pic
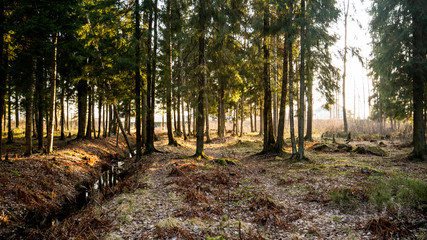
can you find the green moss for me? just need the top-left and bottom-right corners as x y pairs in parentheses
(367, 176), (427, 211)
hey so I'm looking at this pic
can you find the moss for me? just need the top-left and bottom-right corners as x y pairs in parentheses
(353, 145), (387, 156)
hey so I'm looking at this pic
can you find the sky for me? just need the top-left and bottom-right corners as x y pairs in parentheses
(314, 0), (373, 120)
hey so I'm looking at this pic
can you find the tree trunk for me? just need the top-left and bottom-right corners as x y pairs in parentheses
(273, 36), (278, 138)
(262, 5), (275, 153)
(134, 0), (142, 158)
(145, 0), (158, 153)
(165, 0), (175, 145)
(289, 17), (296, 155)
(86, 86), (92, 139)
(47, 33), (58, 153)
(250, 104), (253, 132)
(259, 98), (263, 136)
(304, 56), (313, 141)
(15, 93), (19, 129)
(187, 102), (191, 136)
(411, 0), (426, 159)
(25, 59), (36, 156)
(66, 95), (69, 131)
(60, 78), (65, 140)
(77, 80), (87, 139)
(218, 85), (225, 138)
(195, 0), (206, 158)
(7, 81), (13, 143)
(182, 100), (187, 140)
(254, 104), (257, 132)
(36, 60), (44, 150)
(205, 95), (210, 142)
(97, 93), (102, 138)
(276, 31), (289, 151)
(342, 0), (349, 133)
(240, 96), (244, 137)
(298, 0), (306, 160)
(0, 2), (4, 157)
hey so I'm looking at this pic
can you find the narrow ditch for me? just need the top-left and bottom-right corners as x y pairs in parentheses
(16, 155), (132, 239)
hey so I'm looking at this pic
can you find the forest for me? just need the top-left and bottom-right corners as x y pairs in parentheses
(0, 0), (426, 239)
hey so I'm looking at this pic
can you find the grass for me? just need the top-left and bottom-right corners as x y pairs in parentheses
(367, 175), (427, 211)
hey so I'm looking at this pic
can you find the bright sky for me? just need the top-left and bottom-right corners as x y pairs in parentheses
(314, 0), (373, 120)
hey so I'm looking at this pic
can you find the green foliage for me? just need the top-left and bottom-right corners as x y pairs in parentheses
(367, 176), (427, 211)
(329, 187), (361, 210)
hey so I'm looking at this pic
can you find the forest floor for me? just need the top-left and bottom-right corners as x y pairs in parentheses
(1, 131), (427, 239)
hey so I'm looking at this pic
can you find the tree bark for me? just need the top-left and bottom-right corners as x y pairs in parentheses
(195, 0), (206, 158)
(77, 80), (87, 139)
(342, 0), (349, 133)
(240, 96), (244, 137)
(205, 95), (210, 142)
(298, 0), (306, 160)
(262, 4), (275, 153)
(0, 1), (4, 157)
(276, 31), (289, 151)
(288, 12), (296, 155)
(25, 59), (36, 156)
(135, 0), (142, 159)
(15, 93), (19, 129)
(304, 54), (313, 141)
(47, 32), (58, 153)
(7, 81), (13, 143)
(410, 0), (426, 159)
(259, 98), (263, 136)
(166, 0), (176, 145)
(60, 78), (65, 140)
(85, 86), (92, 139)
(145, 0), (158, 153)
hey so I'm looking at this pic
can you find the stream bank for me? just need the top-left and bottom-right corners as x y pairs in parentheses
(0, 136), (137, 239)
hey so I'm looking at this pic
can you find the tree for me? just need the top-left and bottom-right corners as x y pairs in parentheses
(195, 0), (206, 158)
(298, 0), (306, 160)
(261, 2), (275, 153)
(370, 0), (426, 160)
(134, 0), (143, 159)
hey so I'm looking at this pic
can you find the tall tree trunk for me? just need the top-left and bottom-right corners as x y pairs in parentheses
(166, 0), (176, 145)
(36, 60), (44, 150)
(195, 0), (206, 158)
(15, 93), (19, 129)
(254, 104), (257, 132)
(7, 81), (13, 143)
(108, 104), (112, 136)
(145, 0), (158, 153)
(47, 33), (58, 153)
(262, 4), (275, 153)
(91, 89), (95, 136)
(86, 86), (92, 139)
(410, 0), (426, 159)
(259, 98), (263, 136)
(273, 36), (278, 138)
(0, 1), (4, 157)
(288, 9), (296, 155)
(240, 96), (244, 137)
(342, 0), (349, 133)
(218, 84), (225, 138)
(250, 104), (253, 132)
(205, 95), (210, 142)
(77, 80), (87, 139)
(60, 78), (65, 140)
(182, 100), (187, 140)
(276, 31), (289, 151)
(97, 93), (101, 138)
(187, 102), (191, 136)
(298, 0), (306, 160)
(66, 95), (69, 131)
(25, 59), (36, 156)
(135, 0), (142, 159)
(304, 54), (313, 141)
